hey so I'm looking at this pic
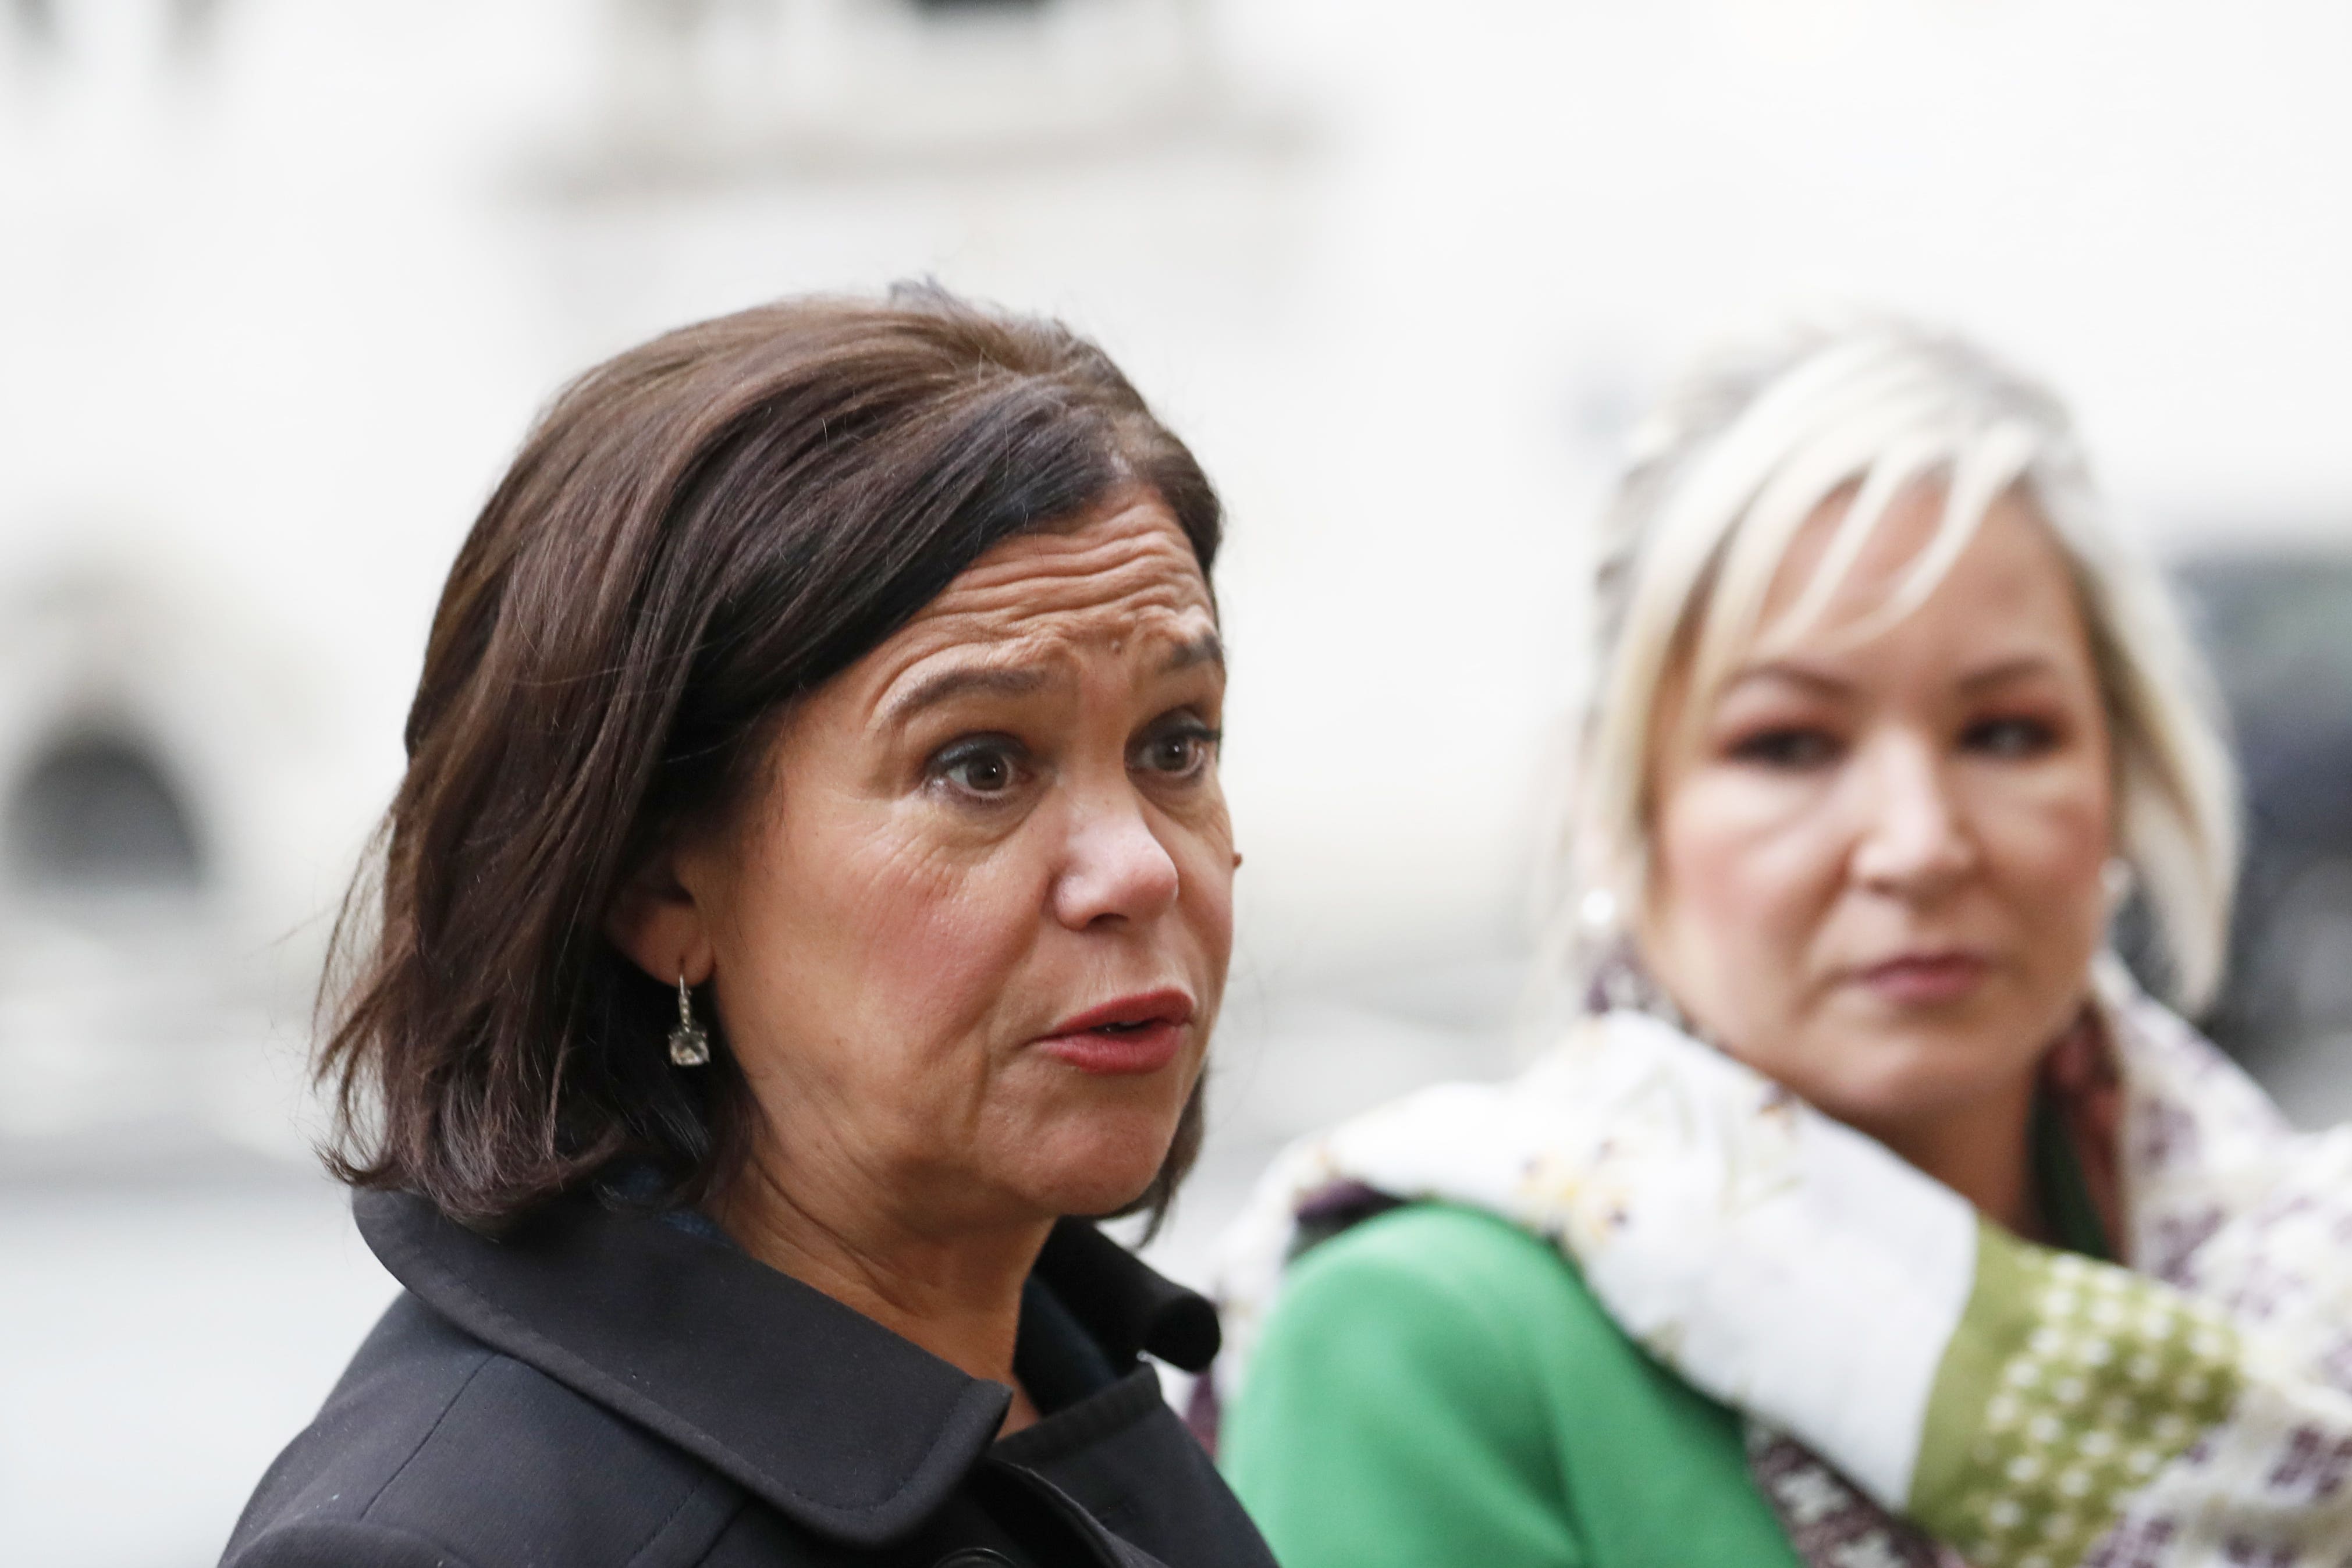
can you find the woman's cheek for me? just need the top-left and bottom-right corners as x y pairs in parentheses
(1182, 815), (1238, 942)
(879, 854), (1042, 1046)
(1653, 784), (1764, 1000)
(1667, 771), (1818, 927)
(1654, 769), (1846, 1051)
(763, 813), (1020, 1088)
(1992, 771), (2113, 979)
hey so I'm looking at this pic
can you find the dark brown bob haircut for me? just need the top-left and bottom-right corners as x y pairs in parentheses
(321, 285), (1222, 1234)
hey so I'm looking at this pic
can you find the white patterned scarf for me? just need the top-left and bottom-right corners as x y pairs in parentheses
(1209, 959), (2352, 1568)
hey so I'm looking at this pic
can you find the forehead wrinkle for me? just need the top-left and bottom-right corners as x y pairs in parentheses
(890, 516), (1204, 639)
(926, 538), (1207, 627)
(864, 578), (1215, 724)
(952, 522), (1196, 590)
(946, 492), (1200, 588)
(903, 570), (1208, 656)
(924, 569), (1203, 632)
(866, 609), (1216, 728)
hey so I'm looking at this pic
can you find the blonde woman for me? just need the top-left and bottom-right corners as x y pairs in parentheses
(1210, 324), (2352, 1568)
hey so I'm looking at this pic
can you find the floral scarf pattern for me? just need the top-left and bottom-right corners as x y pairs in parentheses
(1208, 961), (2352, 1568)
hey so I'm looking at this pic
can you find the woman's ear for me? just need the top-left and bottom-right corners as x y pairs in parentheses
(605, 851), (717, 988)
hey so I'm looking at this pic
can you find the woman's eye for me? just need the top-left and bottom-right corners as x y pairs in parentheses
(1963, 716), (2058, 758)
(949, 755), (1013, 792)
(1135, 724), (1220, 779)
(1728, 727), (1839, 769)
(929, 738), (1028, 799)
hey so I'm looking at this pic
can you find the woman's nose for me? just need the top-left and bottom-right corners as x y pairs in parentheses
(1848, 735), (1976, 898)
(1050, 788), (1182, 930)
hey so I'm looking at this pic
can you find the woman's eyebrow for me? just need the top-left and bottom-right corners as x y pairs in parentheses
(1955, 653), (2059, 691)
(1724, 651), (2060, 701)
(1162, 631), (1225, 673)
(1723, 660), (1850, 698)
(881, 664), (1049, 726)
(884, 629), (1220, 723)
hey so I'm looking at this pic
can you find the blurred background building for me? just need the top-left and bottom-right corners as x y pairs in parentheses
(3, 1), (2350, 1562)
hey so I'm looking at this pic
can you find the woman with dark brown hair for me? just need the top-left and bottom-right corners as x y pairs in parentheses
(224, 287), (1272, 1568)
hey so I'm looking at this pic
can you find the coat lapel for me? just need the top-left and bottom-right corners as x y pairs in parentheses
(356, 1189), (1008, 1549)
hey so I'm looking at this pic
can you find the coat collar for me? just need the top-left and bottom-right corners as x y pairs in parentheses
(354, 1188), (1217, 1549)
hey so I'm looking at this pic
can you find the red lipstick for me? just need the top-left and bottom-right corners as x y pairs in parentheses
(1036, 988), (1195, 1075)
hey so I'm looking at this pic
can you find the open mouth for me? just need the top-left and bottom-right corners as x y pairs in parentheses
(1036, 989), (1195, 1074)
(1044, 988), (1196, 1038)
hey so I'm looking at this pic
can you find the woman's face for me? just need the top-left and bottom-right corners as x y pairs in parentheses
(673, 494), (1232, 1233)
(1640, 487), (2113, 1146)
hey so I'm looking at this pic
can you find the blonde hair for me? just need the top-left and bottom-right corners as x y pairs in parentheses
(1555, 321), (2239, 1012)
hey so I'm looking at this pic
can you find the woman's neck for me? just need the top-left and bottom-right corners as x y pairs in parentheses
(1857, 1068), (2043, 1239)
(710, 1150), (1051, 1426)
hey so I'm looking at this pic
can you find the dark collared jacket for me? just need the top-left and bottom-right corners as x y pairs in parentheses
(222, 1189), (1277, 1568)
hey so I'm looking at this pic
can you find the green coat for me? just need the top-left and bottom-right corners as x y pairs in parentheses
(1221, 1203), (1803, 1568)
(1221, 1101), (2111, 1567)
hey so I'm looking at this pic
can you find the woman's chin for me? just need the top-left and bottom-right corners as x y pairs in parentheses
(1755, 999), (2042, 1113)
(1798, 1048), (2036, 1146)
(1000, 1116), (1182, 1219)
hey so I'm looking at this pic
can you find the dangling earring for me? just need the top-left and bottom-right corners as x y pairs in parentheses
(667, 974), (711, 1067)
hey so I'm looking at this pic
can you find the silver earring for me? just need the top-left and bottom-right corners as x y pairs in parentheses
(667, 975), (711, 1067)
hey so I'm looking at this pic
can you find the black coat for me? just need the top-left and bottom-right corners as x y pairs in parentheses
(222, 1189), (1278, 1568)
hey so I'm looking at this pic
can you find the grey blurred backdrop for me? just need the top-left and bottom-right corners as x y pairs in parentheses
(3, 2), (2351, 1563)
